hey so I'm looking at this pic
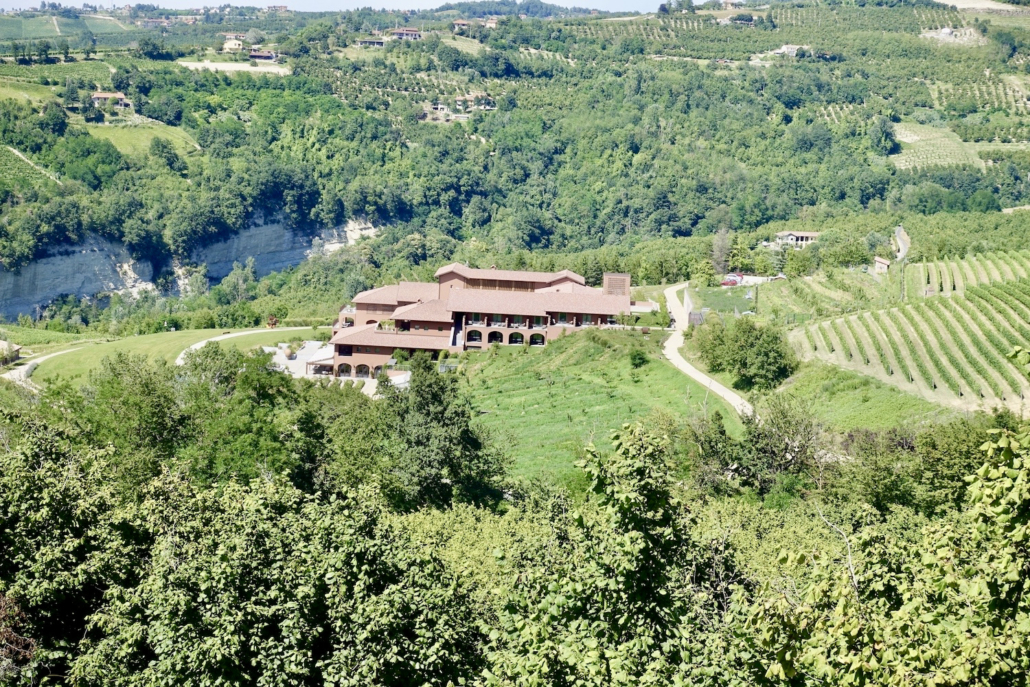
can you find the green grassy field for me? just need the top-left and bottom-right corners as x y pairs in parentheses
(81, 16), (130, 33)
(464, 328), (743, 486)
(87, 121), (200, 156)
(0, 60), (112, 86)
(33, 329), (301, 386)
(0, 15), (61, 40)
(778, 361), (953, 431)
(0, 79), (57, 103)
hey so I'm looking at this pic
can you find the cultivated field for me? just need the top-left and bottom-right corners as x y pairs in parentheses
(891, 122), (985, 170)
(465, 329), (742, 485)
(904, 249), (1030, 298)
(792, 285), (1030, 414)
(692, 269), (897, 323)
(0, 144), (58, 190)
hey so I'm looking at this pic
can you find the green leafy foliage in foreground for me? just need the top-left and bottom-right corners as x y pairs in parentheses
(2, 336), (1029, 686)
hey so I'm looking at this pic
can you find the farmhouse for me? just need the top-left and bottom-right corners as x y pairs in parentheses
(485, 18), (499, 29)
(223, 39), (244, 52)
(356, 38), (387, 47)
(330, 265), (632, 378)
(249, 49), (276, 60)
(389, 27), (423, 40)
(91, 91), (132, 109)
(453, 19), (471, 30)
(775, 230), (820, 249)
(0, 341), (21, 366)
(220, 32), (247, 40)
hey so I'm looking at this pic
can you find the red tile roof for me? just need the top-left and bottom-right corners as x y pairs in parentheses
(434, 263), (585, 286)
(391, 299), (453, 322)
(445, 288), (630, 317)
(330, 324), (451, 350)
(352, 281), (437, 306)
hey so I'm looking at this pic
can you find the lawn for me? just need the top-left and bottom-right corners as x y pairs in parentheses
(0, 79), (57, 103)
(778, 360), (953, 431)
(33, 328), (303, 386)
(87, 121), (200, 156)
(463, 328), (743, 487)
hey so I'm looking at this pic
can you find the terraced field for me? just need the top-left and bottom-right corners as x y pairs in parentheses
(791, 281), (1030, 413)
(905, 249), (1030, 298)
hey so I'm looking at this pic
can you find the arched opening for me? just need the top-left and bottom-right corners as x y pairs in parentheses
(338, 363), (352, 377)
(530, 333), (545, 346)
(344, 317), (354, 326)
(467, 330), (482, 343)
(355, 365), (371, 378)
(365, 319), (378, 326)
(488, 331), (503, 344)
(508, 332), (524, 345)
(373, 366), (383, 378)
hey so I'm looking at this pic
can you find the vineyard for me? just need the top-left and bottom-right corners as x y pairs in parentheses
(904, 249), (1030, 298)
(792, 278), (1030, 413)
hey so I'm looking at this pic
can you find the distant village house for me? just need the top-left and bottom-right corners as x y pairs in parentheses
(775, 230), (820, 249)
(223, 39), (244, 52)
(91, 91), (132, 109)
(389, 27), (422, 40)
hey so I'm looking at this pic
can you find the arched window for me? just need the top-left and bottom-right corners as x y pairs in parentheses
(467, 330), (483, 343)
(488, 331), (504, 344)
(509, 332), (524, 345)
(530, 333), (545, 346)
(339, 363), (352, 377)
(365, 319), (378, 325)
(356, 365), (371, 378)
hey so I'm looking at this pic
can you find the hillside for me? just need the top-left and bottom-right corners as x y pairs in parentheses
(791, 249), (1030, 414)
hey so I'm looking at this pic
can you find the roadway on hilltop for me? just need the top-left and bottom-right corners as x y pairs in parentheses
(662, 283), (754, 417)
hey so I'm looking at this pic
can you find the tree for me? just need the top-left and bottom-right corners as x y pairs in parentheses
(484, 424), (739, 686)
(749, 421), (1030, 686)
(967, 188), (1001, 212)
(712, 228), (731, 273)
(36, 39), (51, 62)
(784, 248), (815, 277)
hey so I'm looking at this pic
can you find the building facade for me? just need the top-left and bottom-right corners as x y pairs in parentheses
(330, 264), (632, 378)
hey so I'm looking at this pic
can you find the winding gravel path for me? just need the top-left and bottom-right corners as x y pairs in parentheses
(0, 348), (82, 392)
(662, 283), (754, 417)
(175, 327), (312, 366)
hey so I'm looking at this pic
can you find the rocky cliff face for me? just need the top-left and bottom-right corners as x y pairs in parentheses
(0, 220), (375, 320)
(0, 237), (154, 321)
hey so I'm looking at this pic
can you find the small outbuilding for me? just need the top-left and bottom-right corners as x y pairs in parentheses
(874, 256), (891, 275)
(0, 340), (21, 366)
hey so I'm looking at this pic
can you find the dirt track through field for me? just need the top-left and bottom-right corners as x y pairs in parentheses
(662, 284), (754, 417)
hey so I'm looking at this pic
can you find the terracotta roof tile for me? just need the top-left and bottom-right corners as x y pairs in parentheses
(434, 263), (585, 286)
(330, 324), (451, 350)
(391, 299), (453, 322)
(445, 289), (630, 317)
